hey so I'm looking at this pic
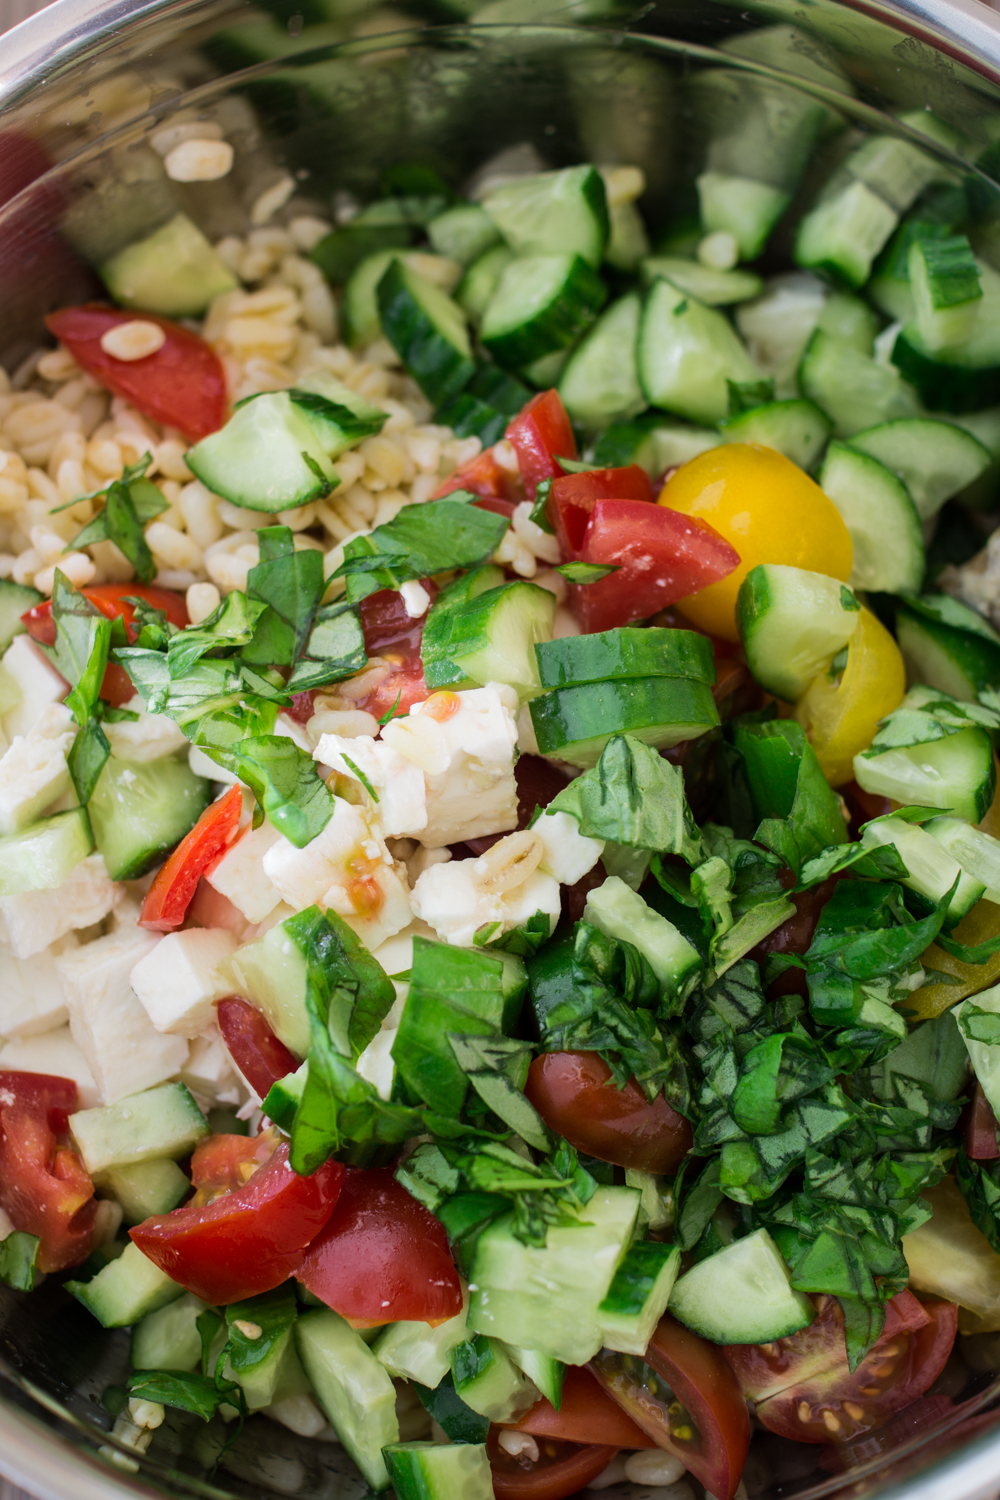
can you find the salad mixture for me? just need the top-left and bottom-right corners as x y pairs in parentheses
(11, 36), (1000, 1499)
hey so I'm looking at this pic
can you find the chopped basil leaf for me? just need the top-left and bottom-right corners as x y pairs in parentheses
(548, 733), (704, 862)
(331, 498), (509, 602)
(68, 717), (110, 804)
(219, 735), (333, 848)
(49, 571), (111, 727)
(0, 1230), (39, 1290)
(555, 561), (619, 584)
(528, 476), (555, 534)
(244, 525), (325, 668)
(167, 590), (268, 678)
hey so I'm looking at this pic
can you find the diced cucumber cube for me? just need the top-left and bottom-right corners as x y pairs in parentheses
(70, 1083), (209, 1175)
(66, 1241), (184, 1328)
(97, 1158), (191, 1224)
(382, 1441), (494, 1500)
(668, 1228), (814, 1344)
(0, 808), (93, 897)
(296, 1309), (399, 1492)
(585, 876), (701, 997)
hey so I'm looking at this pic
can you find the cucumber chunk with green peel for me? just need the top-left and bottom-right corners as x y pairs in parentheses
(373, 1298), (470, 1388)
(224, 1286), (299, 1410)
(795, 178), (899, 289)
(451, 1336), (539, 1422)
(100, 212), (238, 318)
(383, 1442), (494, 1500)
(529, 675), (720, 768)
(592, 418), (720, 474)
(97, 1158), (190, 1224)
(736, 564), (861, 703)
(0, 580), (41, 654)
(818, 442), (924, 594)
(186, 391), (340, 511)
(854, 725), (995, 823)
(535, 626), (715, 691)
(219, 917), (313, 1057)
(481, 254), (607, 371)
(422, 565), (506, 690)
(799, 328), (922, 438)
(696, 173), (792, 261)
(481, 165), (609, 268)
(458, 245), (514, 324)
(428, 203), (502, 266)
(378, 258), (474, 406)
(66, 1241), (184, 1328)
(668, 1228), (814, 1344)
(637, 277), (759, 426)
(131, 1292), (205, 1373)
(262, 1059), (308, 1131)
(895, 594), (1000, 700)
(440, 582), (556, 702)
(848, 418), (991, 521)
(861, 815), (985, 925)
(925, 816), (1000, 904)
(909, 235), (982, 352)
(291, 370), (388, 457)
(88, 754), (211, 882)
(719, 399), (831, 470)
(296, 1309), (399, 1491)
(0, 807), (93, 897)
(640, 257), (764, 306)
(954, 983), (1000, 1117)
(598, 1241), (681, 1355)
(504, 1347), (564, 1409)
(70, 1083), (209, 1175)
(891, 259), (1000, 413)
(558, 292), (646, 431)
(585, 876), (701, 996)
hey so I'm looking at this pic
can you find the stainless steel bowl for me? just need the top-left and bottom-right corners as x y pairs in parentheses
(5, 0), (1000, 1495)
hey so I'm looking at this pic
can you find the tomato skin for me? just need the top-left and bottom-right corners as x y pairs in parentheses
(967, 1082), (1000, 1160)
(432, 447), (522, 504)
(506, 391), (577, 500)
(130, 1141), (343, 1304)
(570, 499), (740, 634)
(297, 1166), (463, 1327)
(0, 1071), (96, 1272)
(749, 875), (840, 997)
(45, 305), (227, 442)
(549, 465), (654, 556)
(189, 1131), (276, 1198)
(795, 607), (906, 788)
(139, 783), (242, 932)
(505, 1365), (655, 1449)
(487, 1429), (618, 1500)
(590, 1313), (751, 1500)
(23, 584), (189, 708)
(525, 1052), (692, 1173)
(353, 584), (433, 720)
(216, 996), (301, 1098)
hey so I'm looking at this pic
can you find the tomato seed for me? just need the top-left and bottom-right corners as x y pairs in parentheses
(844, 1403), (865, 1421)
(821, 1410), (841, 1434)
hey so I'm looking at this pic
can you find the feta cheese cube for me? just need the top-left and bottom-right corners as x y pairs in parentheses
(0, 702), (76, 835)
(0, 1025), (100, 1107)
(57, 925), (188, 1103)
(410, 856), (559, 948)
(0, 853), (121, 959)
(0, 935), (76, 1038)
(355, 993), (405, 1100)
(206, 821), (283, 923)
(368, 919), (437, 977)
(313, 733), (427, 839)
(182, 1027), (243, 1107)
(104, 695), (189, 762)
(534, 809), (605, 885)
(262, 798), (412, 951)
(2, 636), (67, 740)
(130, 927), (238, 1037)
(189, 745), (240, 785)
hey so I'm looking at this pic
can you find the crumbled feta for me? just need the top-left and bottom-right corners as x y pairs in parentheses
(189, 744), (240, 785)
(57, 924), (188, 1103)
(410, 856), (559, 948)
(0, 934), (76, 1038)
(0, 1025), (100, 1107)
(1, 636), (67, 740)
(534, 809), (605, 885)
(0, 853), (121, 959)
(399, 580), (431, 618)
(103, 695), (189, 762)
(262, 798), (412, 951)
(0, 702), (76, 835)
(355, 993), (406, 1100)
(368, 919), (436, 977)
(313, 733), (427, 839)
(130, 927), (238, 1036)
(275, 712), (313, 751)
(406, 844), (451, 883)
(205, 821), (284, 922)
(182, 1027), (244, 1108)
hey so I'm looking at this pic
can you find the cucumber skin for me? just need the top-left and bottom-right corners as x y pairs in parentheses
(896, 604), (1000, 701)
(0, 579), (42, 653)
(893, 329), (1000, 413)
(482, 255), (607, 371)
(377, 259), (474, 406)
(535, 626), (715, 690)
(530, 676), (720, 766)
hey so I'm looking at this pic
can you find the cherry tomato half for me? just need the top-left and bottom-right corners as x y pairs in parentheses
(506, 390), (577, 500)
(432, 447), (522, 505)
(216, 996), (301, 1099)
(0, 1071), (96, 1272)
(487, 1428), (617, 1500)
(548, 465), (653, 556)
(525, 1052), (693, 1174)
(139, 783), (242, 932)
(966, 1082), (1000, 1161)
(505, 1365), (654, 1448)
(355, 585), (432, 721)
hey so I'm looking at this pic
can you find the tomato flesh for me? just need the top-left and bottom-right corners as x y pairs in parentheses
(526, 1051), (692, 1173)
(506, 390), (576, 500)
(505, 1365), (655, 1448)
(45, 305), (227, 441)
(139, 783), (242, 931)
(590, 1313), (751, 1500)
(549, 465), (654, 556)
(487, 1428), (617, 1500)
(297, 1166), (463, 1327)
(355, 585), (433, 720)
(967, 1082), (1000, 1160)
(0, 1071), (96, 1272)
(216, 997), (301, 1098)
(432, 447), (522, 504)
(130, 1140), (343, 1304)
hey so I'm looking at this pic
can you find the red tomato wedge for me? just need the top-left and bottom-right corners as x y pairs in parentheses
(487, 1429), (618, 1500)
(548, 465), (653, 556)
(432, 447), (522, 505)
(139, 783), (242, 932)
(724, 1292), (958, 1445)
(569, 499), (741, 634)
(967, 1082), (1000, 1160)
(525, 1052), (693, 1174)
(355, 585), (432, 720)
(506, 390), (577, 499)
(216, 996), (301, 1098)
(590, 1312), (751, 1500)
(190, 1130), (277, 1197)
(130, 1139), (343, 1304)
(0, 1071), (96, 1273)
(45, 305), (227, 442)
(505, 1365), (655, 1448)
(296, 1166), (462, 1328)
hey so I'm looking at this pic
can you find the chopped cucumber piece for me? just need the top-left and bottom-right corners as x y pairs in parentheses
(954, 982), (1000, 1117)
(558, 292), (646, 431)
(598, 1241), (681, 1355)
(100, 212), (238, 317)
(383, 1442), (493, 1500)
(637, 277), (758, 426)
(925, 816), (1000, 904)
(696, 172), (792, 261)
(378, 258), (474, 406)
(0, 579), (41, 654)
(605, 200), (650, 274)
(457, 245), (514, 324)
(131, 1292), (205, 1372)
(848, 418), (991, 521)
(97, 1158), (190, 1224)
(535, 626), (715, 691)
(891, 259), (1000, 413)
(482, 165), (609, 268)
(895, 594), (1000, 700)
(219, 916), (313, 1057)
(592, 417), (720, 474)
(641, 257), (763, 306)
(224, 1286), (299, 1410)
(0, 807), (93, 897)
(186, 391), (340, 511)
(373, 1297), (470, 1388)
(342, 249), (459, 347)
(909, 235), (982, 352)
(451, 1336), (538, 1422)
(669, 1228), (814, 1343)
(719, 399), (831, 471)
(504, 1346), (564, 1408)
(481, 254), (606, 371)
(422, 564), (506, 690)
(296, 1309), (398, 1492)
(861, 815), (985, 925)
(799, 328), (922, 438)
(292, 370), (388, 457)
(818, 442), (924, 594)
(854, 725), (995, 823)
(795, 178), (899, 289)
(428, 203), (501, 266)
(529, 675), (720, 768)
(441, 581), (556, 702)
(66, 1241), (184, 1328)
(70, 1083), (209, 1175)
(88, 754), (211, 881)
(263, 1059), (308, 1132)
(737, 564), (860, 703)
(585, 876), (701, 995)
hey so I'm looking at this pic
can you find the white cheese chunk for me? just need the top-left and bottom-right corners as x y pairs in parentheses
(57, 924), (188, 1103)
(355, 992), (406, 1100)
(262, 798), (412, 951)
(410, 856), (559, 948)
(205, 821), (283, 923)
(130, 927), (238, 1036)
(368, 919), (437, 977)
(0, 702), (76, 835)
(1, 636), (68, 740)
(182, 1027), (244, 1108)
(0, 853), (121, 959)
(534, 809), (605, 885)
(189, 744), (240, 785)
(313, 733), (427, 839)
(104, 695), (189, 762)
(0, 1025), (100, 1107)
(0, 934), (76, 1038)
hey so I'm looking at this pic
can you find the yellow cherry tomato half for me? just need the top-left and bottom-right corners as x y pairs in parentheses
(658, 443), (854, 643)
(794, 606), (905, 788)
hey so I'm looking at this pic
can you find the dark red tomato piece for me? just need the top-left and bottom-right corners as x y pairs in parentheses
(473, 495), (518, 521)
(841, 779), (893, 839)
(131, 1140), (343, 1304)
(749, 875), (840, 997)
(487, 1429), (617, 1500)
(0, 132), (52, 210)
(570, 499), (740, 634)
(287, 690), (317, 724)
(549, 465), (654, 556)
(725, 1292), (957, 1445)
(432, 448), (522, 504)
(506, 391), (577, 500)
(591, 1313), (751, 1500)
(216, 997), (301, 1098)
(525, 1051), (692, 1174)
(506, 1365), (654, 1448)
(139, 783), (242, 931)
(355, 586), (433, 720)
(297, 1166), (462, 1328)
(967, 1082), (1000, 1160)
(0, 1072), (96, 1272)
(45, 305), (227, 442)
